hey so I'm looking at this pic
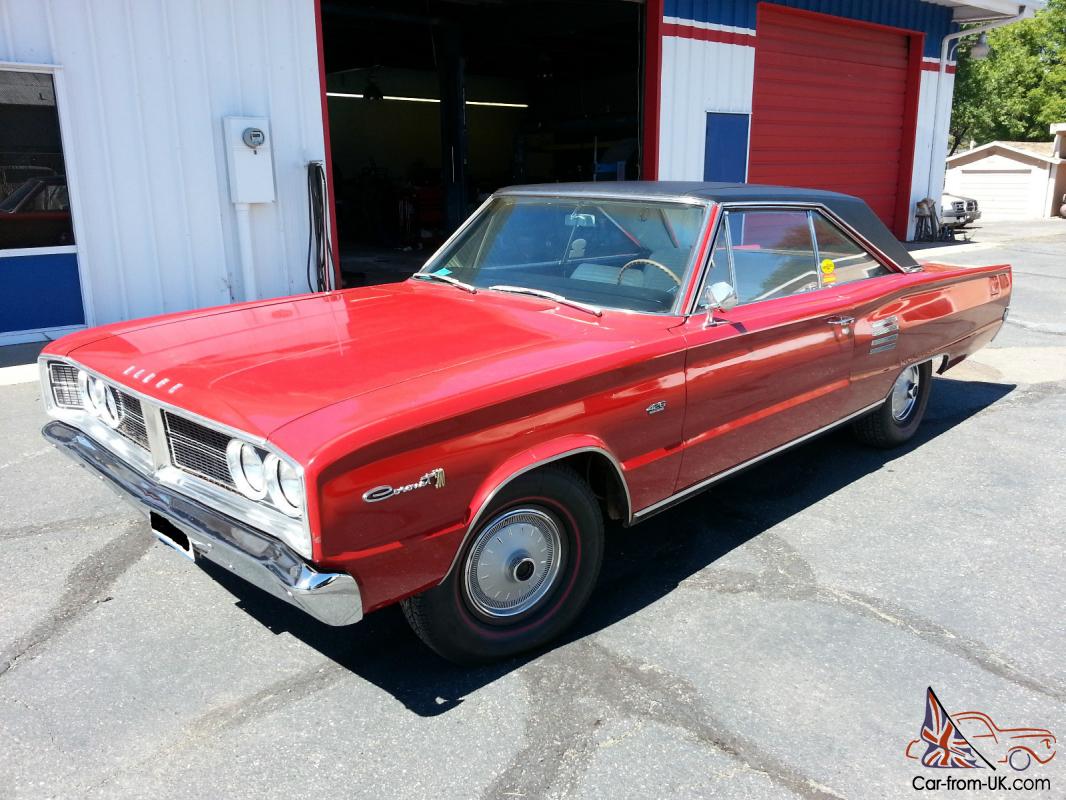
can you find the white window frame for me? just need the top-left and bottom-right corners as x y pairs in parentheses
(0, 60), (93, 343)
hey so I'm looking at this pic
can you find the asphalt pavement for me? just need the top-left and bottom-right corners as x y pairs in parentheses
(1, 219), (1064, 799)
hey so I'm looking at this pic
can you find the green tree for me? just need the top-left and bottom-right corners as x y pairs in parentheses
(950, 0), (1066, 153)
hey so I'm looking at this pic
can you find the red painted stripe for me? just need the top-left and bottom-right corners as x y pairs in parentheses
(921, 61), (956, 74)
(642, 0), (663, 180)
(662, 21), (756, 47)
(314, 0), (341, 287)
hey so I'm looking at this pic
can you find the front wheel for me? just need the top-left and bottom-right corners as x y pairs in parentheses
(401, 465), (604, 663)
(851, 361), (933, 448)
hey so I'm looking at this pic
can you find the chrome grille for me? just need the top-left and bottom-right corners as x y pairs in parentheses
(966, 200), (977, 211)
(115, 391), (150, 450)
(163, 411), (235, 489)
(48, 362), (81, 407)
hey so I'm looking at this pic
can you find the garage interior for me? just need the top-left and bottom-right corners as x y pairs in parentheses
(320, 0), (644, 286)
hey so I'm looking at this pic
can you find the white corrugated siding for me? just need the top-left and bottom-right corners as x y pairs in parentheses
(907, 65), (954, 237)
(658, 35), (754, 181)
(0, 0), (324, 326)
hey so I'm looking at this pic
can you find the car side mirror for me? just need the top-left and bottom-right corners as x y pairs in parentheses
(702, 281), (738, 327)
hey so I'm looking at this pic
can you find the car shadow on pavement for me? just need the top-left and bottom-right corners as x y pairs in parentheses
(203, 375), (1015, 717)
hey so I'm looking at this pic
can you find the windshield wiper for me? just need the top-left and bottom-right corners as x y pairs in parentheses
(488, 285), (603, 317)
(412, 271), (478, 294)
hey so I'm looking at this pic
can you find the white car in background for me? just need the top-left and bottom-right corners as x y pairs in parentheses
(941, 192), (981, 228)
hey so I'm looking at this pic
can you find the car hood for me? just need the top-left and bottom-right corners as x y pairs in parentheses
(56, 281), (649, 443)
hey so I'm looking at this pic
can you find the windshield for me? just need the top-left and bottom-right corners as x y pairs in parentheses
(421, 196), (708, 314)
(0, 179), (40, 213)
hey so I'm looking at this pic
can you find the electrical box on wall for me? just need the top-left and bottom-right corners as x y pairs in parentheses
(223, 116), (276, 204)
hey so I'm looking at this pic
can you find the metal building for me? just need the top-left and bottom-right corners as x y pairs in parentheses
(0, 0), (1043, 343)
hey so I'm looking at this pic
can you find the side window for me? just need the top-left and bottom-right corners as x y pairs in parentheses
(811, 212), (892, 286)
(718, 209), (819, 304)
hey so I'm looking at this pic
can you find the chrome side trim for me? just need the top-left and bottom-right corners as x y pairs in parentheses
(497, 188), (713, 207)
(633, 399), (885, 520)
(441, 446), (633, 581)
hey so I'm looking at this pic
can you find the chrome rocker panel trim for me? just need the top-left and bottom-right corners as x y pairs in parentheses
(43, 421), (362, 627)
(633, 399), (886, 521)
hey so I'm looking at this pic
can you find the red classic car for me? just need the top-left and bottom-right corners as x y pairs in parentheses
(40, 182), (1011, 663)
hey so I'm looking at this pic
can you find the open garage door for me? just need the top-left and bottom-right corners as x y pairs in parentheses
(320, 0), (643, 288)
(748, 5), (920, 238)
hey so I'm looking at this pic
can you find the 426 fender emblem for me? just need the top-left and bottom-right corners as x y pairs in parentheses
(363, 468), (446, 503)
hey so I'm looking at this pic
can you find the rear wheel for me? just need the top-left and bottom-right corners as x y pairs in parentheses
(852, 361), (933, 448)
(401, 465), (604, 663)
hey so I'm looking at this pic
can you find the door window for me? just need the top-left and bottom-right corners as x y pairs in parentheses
(699, 209), (819, 307)
(698, 207), (896, 309)
(811, 212), (891, 286)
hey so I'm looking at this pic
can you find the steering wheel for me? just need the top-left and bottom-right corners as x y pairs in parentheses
(616, 258), (682, 288)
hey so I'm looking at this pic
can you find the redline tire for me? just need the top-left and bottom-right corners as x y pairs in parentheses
(401, 465), (604, 664)
(852, 361), (933, 448)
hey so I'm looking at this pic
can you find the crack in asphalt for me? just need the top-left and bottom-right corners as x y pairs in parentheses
(679, 532), (1066, 704)
(1005, 318), (1066, 335)
(0, 513), (138, 542)
(81, 660), (347, 795)
(485, 640), (843, 800)
(0, 523), (150, 677)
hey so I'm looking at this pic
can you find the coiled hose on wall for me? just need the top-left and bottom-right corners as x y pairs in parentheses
(306, 161), (336, 292)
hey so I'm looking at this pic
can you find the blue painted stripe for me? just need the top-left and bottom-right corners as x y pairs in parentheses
(1, 252), (84, 333)
(663, 0), (956, 57)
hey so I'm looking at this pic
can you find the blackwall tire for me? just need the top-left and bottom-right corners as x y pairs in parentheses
(401, 465), (604, 664)
(851, 361), (933, 449)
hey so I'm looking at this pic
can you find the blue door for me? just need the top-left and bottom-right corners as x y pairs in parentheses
(1, 250), (84, 333)
(703, 112), (750, 184)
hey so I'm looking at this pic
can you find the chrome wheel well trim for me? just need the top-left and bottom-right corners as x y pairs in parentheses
(441, 446), (632, 583)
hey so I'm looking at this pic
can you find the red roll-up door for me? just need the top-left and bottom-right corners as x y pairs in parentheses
(748, 4), (919, 237)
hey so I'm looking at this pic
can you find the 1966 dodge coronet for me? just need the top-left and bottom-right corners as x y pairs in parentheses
(40, 182), (1011, 662)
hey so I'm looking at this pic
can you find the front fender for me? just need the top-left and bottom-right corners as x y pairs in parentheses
(442, 434), (630, 582)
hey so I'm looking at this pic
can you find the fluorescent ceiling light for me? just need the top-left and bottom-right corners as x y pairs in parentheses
(326, 91), (527, 109)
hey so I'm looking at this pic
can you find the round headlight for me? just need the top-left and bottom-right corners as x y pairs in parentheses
(264, 453), (303, 517)
(226, 439), (268, 500)
(78, 372), (121, 428)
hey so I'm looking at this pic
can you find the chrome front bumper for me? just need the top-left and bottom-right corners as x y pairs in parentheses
(43, 421), (363, 626)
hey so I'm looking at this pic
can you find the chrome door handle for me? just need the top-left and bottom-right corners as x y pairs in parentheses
(827, 316), (855, 326)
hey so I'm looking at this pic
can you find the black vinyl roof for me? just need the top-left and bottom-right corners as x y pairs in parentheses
(498, 181), (919, 270)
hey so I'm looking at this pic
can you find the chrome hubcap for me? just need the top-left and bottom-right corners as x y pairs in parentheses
(891, 365), (921, 422)
(463, 508), (564, 619)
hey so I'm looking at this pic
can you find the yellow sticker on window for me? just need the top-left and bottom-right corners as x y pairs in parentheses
(820, 258), (836, 275)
